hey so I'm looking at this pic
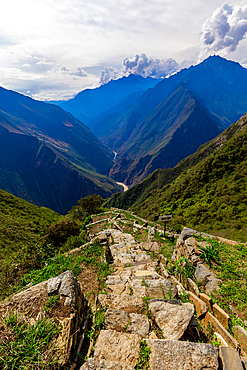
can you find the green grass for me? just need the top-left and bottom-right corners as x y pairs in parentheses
(0, 189), (60, 259)
(21, 240), (112, 289)
(0, 313), (61, 369)
(201, 238), (247, 318)
(135, 340), (151, 370)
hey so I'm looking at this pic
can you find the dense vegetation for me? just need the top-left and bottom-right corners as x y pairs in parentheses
(105, 114), (247, 241)
(132, 118), (247, 241)
(105, 113), (247, 211)
(0, 192), (105, 300)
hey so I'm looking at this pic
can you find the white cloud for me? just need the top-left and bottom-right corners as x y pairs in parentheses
(99, 66), (119, 85)
(122, 53), (178, 78)
(200, 3), (247, 59)
(0, 0), (246, 99)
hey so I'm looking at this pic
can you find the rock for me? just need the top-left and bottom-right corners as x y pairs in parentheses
(241, 356), (247, 370)
(98, 294), (144, 313)
(194, 263), (215, 285)
(107, 284), (130, 295)
(181, 227), (200, 240)
(105, 309), (130, 331)
(159, 254), (167, 265)
(113, 222), (123, 232)
(187, 278), (200, 297)
(199, 293), (213, 311)
(80, 357), (133, 370)
(185, 237), (197, 255)
(135, 253), (153, 263)
(127, 313), (150, 337)
(194, 264), (219, 294)
(160, 262), (169, 278)
(93, 330), (141, 369)
(213, 304), (230, 330)
(47, 270), (80, 306)
(188, 291), (208, 318)
(97, 233), (108, 243)
(201, 312), (240, 351)
(233, 326), (247, 354)
(219, 346), (244, 370)
(1, 270), (85, 366)
(205, 278), (220, 295)
(133, 270), (158, 278)
(214, 332), (228, 346)
(146, 279), (178, 300)
(148, 301), (194, 340)
(146, 339), (219, 370)
(149, 331), (158, 339)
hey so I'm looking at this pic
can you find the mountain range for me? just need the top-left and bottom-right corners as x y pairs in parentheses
(83, 56), (247, 186)
(54, 74), (161, 125)
(1, 55), (247, 214)
(0, 87), (121, 214)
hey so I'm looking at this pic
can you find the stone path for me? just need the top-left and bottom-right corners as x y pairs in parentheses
(81, 228), (219, 370)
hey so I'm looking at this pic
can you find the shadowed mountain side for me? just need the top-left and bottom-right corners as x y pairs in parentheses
(89, 90), (145, 137)
(104, 113), (247, 211)
(0, 125), (121, 214)
(0, 87), (113, 175)
(108, 85), (223, 185)
(91, 57), (247, 185)
(58, 75), (161, 126)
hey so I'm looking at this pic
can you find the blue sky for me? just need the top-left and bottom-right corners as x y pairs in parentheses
(0, 0), (247, 101)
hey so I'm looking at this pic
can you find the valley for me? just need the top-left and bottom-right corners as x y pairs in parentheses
(2, 1), (247, 368)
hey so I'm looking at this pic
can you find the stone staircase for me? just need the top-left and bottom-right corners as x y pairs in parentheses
(81, 228), (221, 370)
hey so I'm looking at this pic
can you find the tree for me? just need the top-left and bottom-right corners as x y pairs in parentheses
(69, 194), (104, 220)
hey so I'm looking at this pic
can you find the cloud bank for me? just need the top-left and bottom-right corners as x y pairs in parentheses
(99, 53), (179, 85)
(122, 54), (178, 78)
(200, 3), (247, 58)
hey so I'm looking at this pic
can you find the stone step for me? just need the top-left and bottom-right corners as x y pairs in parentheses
(105, 309), (150, 337)
(146, 339), (219, 370)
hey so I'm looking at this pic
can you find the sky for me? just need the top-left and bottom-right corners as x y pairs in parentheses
(0, 0), (247, 101)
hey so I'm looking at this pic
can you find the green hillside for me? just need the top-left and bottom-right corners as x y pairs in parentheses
(132, 114), (247, 241)
(105, 113), (247, 211)
(0, 189), (61, 297)
(0, 189), (61, 258)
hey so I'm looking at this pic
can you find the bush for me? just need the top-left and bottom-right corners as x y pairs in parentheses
(42, 219), (80, 249)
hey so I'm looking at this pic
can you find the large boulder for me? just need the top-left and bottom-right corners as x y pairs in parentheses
(0, 270), (86, 365)
(148, 300), (194, 340)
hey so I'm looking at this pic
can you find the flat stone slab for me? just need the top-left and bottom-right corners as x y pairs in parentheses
(219, 346), (244, 370)
(201, 312), (239, 351)
(213, 303), (230, 330)
(94, 330), (141, 368)
(146, 339), (219, 370)
(127, 313), (150, 337)
(98, 294), (144, 314)
(105, 309), (130, 332)
(188, 291), (208, 318)
(233, 326), (247, 354)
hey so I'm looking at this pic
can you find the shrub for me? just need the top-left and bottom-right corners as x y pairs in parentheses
(42, 218), (80, 249)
